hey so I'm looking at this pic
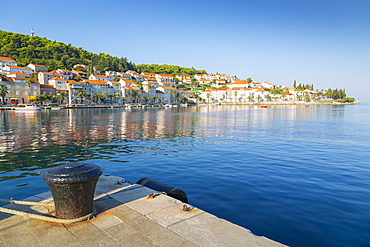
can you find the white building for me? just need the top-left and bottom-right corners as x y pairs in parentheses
(0, 57), (17, 70)
(27, 64), (48, 72)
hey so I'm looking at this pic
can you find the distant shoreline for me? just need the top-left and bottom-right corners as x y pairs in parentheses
(199, 101), (360, 106)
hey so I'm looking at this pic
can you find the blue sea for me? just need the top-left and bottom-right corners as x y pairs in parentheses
(1, 103), (370, 247)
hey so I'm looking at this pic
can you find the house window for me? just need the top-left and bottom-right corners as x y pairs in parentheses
(34, 86), (37, 89)
(16, 85), (20, 89)
(16, 91), (20, 95)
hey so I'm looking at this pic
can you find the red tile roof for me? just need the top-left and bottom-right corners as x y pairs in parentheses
(0, 56), (15, 62)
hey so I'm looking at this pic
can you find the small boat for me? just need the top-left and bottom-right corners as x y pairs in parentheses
(125, 104), (132, 109)
(261, 105), (268, 108)
(14, 104), (42, 111)
(165, 104), (172, 108)
(50, 106), (64, 110)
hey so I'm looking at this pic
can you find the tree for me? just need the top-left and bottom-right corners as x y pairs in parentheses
(131, 91), (140, 103)
(75, 89), (87, 104)
(107, 94), (116, 104)
(234, 91), (238, 102)
(247, 77), (253, 83)
(99, 92), (107, 104)
(293, 80), (297, 88)
(121, 97), (127, 104)
(36, 94), (47, 105)
(257, 95), (262, 102)
(142, 95), (148, 104)
(93, 93), (101, 104)
(57, 91), (67, 104)
(206, 93), (211, 103)
(151, 96), (158, 104)
(172, 91), (180, 104)
(0, 84), (8, 104)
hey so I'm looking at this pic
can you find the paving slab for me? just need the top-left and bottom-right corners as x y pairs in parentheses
(0, 176), (286, 247)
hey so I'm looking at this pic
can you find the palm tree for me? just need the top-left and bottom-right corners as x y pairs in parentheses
(100, 92), (107, 104)
(93, 93), (101, 104)
(0, 84), (8, 105)
(121, 97), (127, 105)
(131, 91), (140, 103)
(172, 91), (180, 104)
(75, 90), (87, 104)
(46, 95), (53, 104)
(36, 94), (47, 105)
(125, 89), (132, 103)
(206, 93), (211, 103)
(151, 96), (158, 104)
(142, 95), (148, 104)
(257, 95), (262, 102)
(57, 91), (67, 104)
(234, 91), (238, 103)
(107, 94), (116, 105)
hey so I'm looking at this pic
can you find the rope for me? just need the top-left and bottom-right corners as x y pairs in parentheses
(0, 198), (52, 207)
(0, 198), (95, 224)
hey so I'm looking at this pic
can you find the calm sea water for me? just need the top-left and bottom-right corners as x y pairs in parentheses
(1, 104), (370, 247)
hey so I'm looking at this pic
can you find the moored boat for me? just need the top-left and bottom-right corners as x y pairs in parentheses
(14, 104), (42, 111)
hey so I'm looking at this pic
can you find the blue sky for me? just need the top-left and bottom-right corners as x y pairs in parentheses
(2, 0), (370, 101)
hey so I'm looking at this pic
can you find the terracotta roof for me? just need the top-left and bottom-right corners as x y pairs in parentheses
(29, 64), (47, 68)
(157, 74), (173, 77)
(58, 69), (72, 72)
(39, 71), (62, 76)
(120, 79), (135, 84)
(124, 85), (139, 91)
(0, 56), (15, 62)
(7, 66), (32, 70)
(84, 80), (108, 85)
(40, 84), (55, 88)
(161, 86), (178, 91)
(8, 72), (30, 76)
(91, 74), (108, 78)
(72, 70), (87, 74)
(50, 77), (66, 81)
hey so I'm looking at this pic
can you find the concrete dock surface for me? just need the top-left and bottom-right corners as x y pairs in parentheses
(0, 175), (286, 246)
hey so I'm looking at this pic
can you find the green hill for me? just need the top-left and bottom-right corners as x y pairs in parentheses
(0, 30), (207, 75)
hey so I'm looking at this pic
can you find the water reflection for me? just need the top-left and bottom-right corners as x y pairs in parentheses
(0, 105), (354, 182)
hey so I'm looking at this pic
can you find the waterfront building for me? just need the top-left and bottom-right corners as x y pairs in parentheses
(176, 75), (192, 84)
(27, 64), (48, 72)
(83, 80), (115, 96)
(155, 74), (174, 83)
(0, 78), (40, 104)
(56, 69), (73, 80)
(89, 74), (109, 82)
(1, 65), (33, 75)
(7, 72), (32, 78)
(49, 77), (68, 91)
(40, 84), (56, 96)
(71, 70), (87, 78)
(38, 71), (63, 84)
(0, 56), (17, 71)
(228, 80), (249, 89)
(261, 81), (276, 89)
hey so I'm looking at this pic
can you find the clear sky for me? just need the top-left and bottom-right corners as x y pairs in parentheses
(2, 0), (370, 101)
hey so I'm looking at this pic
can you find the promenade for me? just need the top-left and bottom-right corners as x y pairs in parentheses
(0, 175), (286, 247)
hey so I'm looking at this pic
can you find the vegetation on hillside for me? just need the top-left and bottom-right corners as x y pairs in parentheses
(0, 30), (206, 75)
(136, 64), (207, 76)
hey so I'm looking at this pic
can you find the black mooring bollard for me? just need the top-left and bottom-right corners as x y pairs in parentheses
(42, 162), (102, 219)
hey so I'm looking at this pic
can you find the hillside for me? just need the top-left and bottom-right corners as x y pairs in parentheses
(0, 30), (207, 75)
